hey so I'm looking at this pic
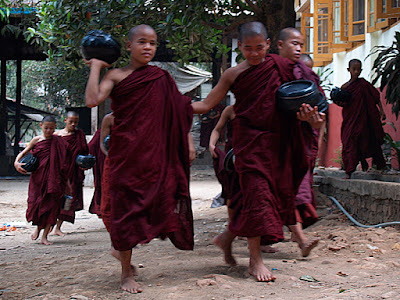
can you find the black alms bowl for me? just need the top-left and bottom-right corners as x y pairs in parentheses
(277, 80), (328, 114)
(103, 135), (110, 151)
(20, 152), (39, 172)
(223, 148), (235, 172)
(76, 154), (96, 169)
(81, 30), (121, 64)
(331, 87), (352, 107)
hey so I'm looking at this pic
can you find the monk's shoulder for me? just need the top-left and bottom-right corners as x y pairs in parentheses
(106, 66), (134, 85)
(222, 63), (250, 86)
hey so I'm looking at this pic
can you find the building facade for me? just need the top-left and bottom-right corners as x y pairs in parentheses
(296, 0), (400, 169)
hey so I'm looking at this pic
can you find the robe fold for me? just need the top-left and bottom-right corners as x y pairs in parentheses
(88, 129), (105, 216)
(26, 136), (69, 227)
(341, 78), (385, 174)
(108, 65), (194, 251)
(229, 54), (308, 245)
(58, 129), (88, 223)
(292, 60), (321, 228)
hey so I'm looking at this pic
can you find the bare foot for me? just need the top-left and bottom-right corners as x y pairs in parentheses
(248, 260), (276, 282)
(260, 245), (279, 253)
(213, 233), (237, 266)
(299, 238), (319, 257)
(53, 229), (66, 237)
(31, 228), (40, 240)
(120, 275), (142, 294)
(111, 248), (138, 275)
(41, 237), (53, 245)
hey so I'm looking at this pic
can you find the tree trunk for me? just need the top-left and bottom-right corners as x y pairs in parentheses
(258, 0), (296, 54)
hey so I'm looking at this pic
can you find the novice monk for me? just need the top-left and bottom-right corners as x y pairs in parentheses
(341, 59), (386, 178)
(85, 24), (194, 293)
(209, 105), (237, 220)
(14, 116), (69, 245)
(210, 105), (277, 253)
(277, 28), (321, 255)
(192, 22), (324, 282)
(54, 111), (89, 235)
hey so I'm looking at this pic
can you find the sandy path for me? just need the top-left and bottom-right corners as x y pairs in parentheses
(0, 177), (400, 300)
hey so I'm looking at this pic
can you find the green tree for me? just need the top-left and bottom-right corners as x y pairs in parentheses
(27, 0), (295, 67)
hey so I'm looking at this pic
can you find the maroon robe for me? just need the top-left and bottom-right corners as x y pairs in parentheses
(229, 54), (308, 245)
(212, 119), (238, 201)
(58, 129), (88, 223)
(26, 136), (69, 227)
(292, 60), (321, 227)
(108, 65), (194, 251)
(88, 129), (106, 216)
(341, 78), (385, 174)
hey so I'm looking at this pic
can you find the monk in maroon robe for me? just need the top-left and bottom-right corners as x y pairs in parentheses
(192, 22), (324, 282)
(341, 59), (386, 178)
(85, 25), (194, 293)
(88, 129), (105, 216)
(14, 116), (69, 245)
(278, 28), (323, 233)
(54, 111), (89, 235)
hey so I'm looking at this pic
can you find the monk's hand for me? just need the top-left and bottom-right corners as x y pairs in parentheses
(297, 104), (316, 121)
(84, 58), (111, 69)
(189, 144), (196, 164)
(14, 162), (27, 175)
(209, 144), (218, 159)
(308, 112), (326, 129)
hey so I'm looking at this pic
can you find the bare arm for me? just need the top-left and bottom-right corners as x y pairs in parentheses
(188, 133), (196, 163)
(209, 105), (234, 158)
(14, 137), (39, 174)
(100, 114), (114, 156)
(85, 59), (115, 108)
(192, 68), (235, 114)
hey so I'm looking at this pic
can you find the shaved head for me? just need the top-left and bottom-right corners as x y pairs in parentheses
(349, 58), (362, 68)
(128, 24), (157, 41)
(238, 21), (268, 42)
(41, 115), (56, 124)
(299, 53), (313, 68)
(67, 111), (79, 118)
(277, 27), (302, 42)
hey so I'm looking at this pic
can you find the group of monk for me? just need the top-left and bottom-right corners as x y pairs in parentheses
(13, 21), (387, 294)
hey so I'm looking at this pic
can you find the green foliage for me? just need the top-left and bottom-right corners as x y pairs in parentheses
(382, 123), (400, 167)
(317, 67), (334, 97)
(28, 0), (160, 69)
(27, 0), (255, 66)
(331, 145), (344, 169)
(5, 60), (88, 120)
(370, 31), (400, 118)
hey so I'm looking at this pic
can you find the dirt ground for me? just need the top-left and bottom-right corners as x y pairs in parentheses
(1, 171), (400, 300)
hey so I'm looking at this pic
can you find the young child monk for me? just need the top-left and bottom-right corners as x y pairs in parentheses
(85, 24), (194, 294)
(340, 59), (386, 178)
(277, 27), (322, 254)
(53, 111), (89, 235)
(210, 105), (277, 253)
(87, 115), (111, 216)
(14, 115), (69, 245)
(209, 105), (236, 218)
(192, 21), (324, 282)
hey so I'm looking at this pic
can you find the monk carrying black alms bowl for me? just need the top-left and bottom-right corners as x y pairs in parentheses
(277, 80), (328, 114)
(81, 29), (121, 65)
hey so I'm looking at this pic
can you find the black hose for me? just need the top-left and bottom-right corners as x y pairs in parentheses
(328, 196), (400, 228)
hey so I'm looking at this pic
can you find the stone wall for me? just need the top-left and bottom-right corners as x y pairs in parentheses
(314, 169), (400, 225)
